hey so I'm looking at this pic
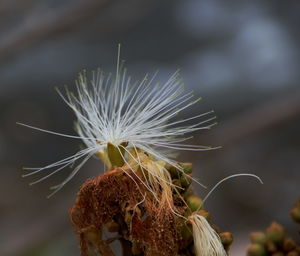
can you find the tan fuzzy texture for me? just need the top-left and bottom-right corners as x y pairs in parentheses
(70, 168), (182, 256)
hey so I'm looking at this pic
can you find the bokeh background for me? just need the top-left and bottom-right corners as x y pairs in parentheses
(1, 0), (300, 255)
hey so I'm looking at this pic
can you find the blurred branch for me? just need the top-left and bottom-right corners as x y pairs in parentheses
(0, 0), (36, 16)
(0, 0), (111, 65)
(206, 90), (300, 145)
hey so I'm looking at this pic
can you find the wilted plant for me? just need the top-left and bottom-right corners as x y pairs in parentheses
(20, 46), (262, 256)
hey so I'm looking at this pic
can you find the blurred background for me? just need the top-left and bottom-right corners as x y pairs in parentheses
(0, 0), (300, 255)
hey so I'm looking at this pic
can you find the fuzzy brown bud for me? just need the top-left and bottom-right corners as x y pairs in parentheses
(283, 237), (297, 252)
(220, 232), (233, 246)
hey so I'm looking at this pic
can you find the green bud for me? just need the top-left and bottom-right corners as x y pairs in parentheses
(180, 174), (192, 189)
(247, 243), (267, 256)
(179, 162), (192, 174)
(266, 222), (285, 244)
(107, 142), (126, 167)
(186, 195), (202, 212)
(165, 162), (193, 178)
(290, 206), (300, 224)
(250, 232), (267, 245)
(220, 232), (233, 246)
(165, 163), (181, 178)
(172, 179), (182, 188)
(183, 189), (194, 200)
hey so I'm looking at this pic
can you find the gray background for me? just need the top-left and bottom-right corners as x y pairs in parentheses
(0, 0), (299, 255)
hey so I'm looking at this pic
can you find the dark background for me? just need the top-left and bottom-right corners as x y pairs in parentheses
(0, 0), (300, 255)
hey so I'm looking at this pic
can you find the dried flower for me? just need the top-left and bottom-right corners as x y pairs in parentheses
(18, 46), (216, 197)
(19, 47), (263, 256)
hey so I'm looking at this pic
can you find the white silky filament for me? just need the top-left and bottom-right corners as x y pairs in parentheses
(18, 45), (216, 196)
(189, 213), (227, 256)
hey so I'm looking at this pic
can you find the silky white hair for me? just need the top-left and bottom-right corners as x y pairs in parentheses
(18, 45), (216, 197)
(189, 213), (227, 256)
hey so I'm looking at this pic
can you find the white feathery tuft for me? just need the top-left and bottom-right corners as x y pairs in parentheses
(19, 45), (217, 196)
(188, 173), (262, 256)
(189, 213), (227, 256)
